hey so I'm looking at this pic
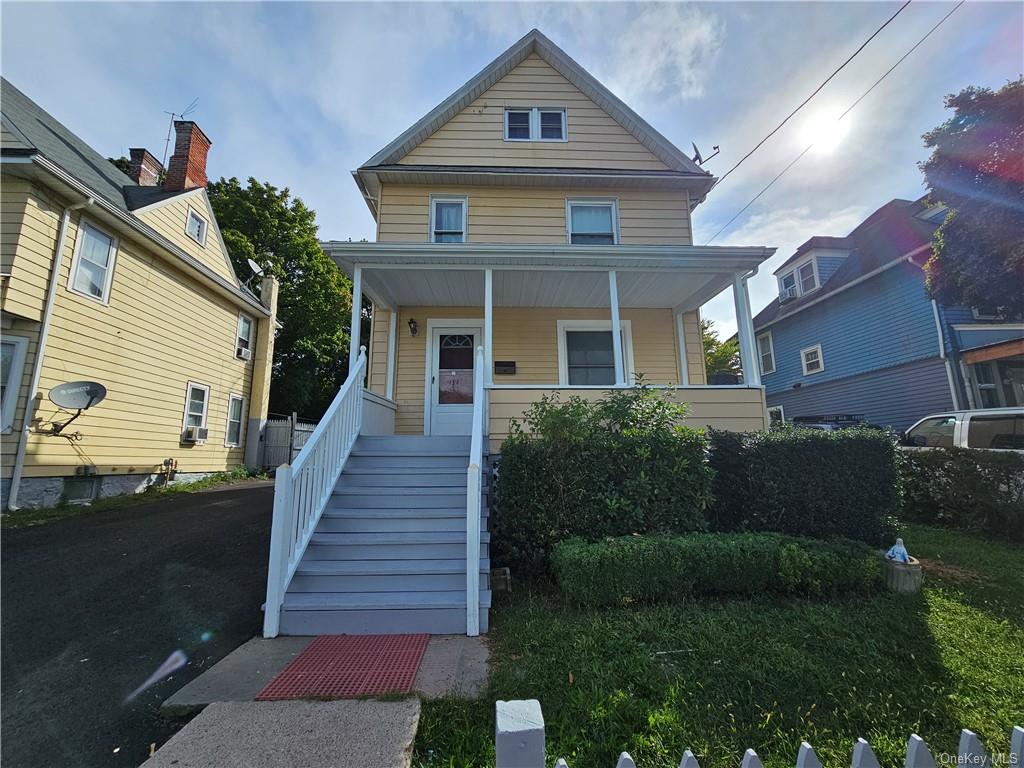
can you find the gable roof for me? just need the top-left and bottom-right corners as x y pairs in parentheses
(773, 235), (852, 275)
(753, 198), (939, 329)
(358, 29), (711, 178)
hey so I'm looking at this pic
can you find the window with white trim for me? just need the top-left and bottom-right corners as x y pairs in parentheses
(225, 394), (245, 447)
(1, 336), (29, 432)
(236, 314), (254, 357)
(504, 108), (566, 141)
(182, 382), (210, 432)
(557, 320), (633, 385)
(756, 332), (775, 375)
(69, 220), (117, 303)
(798, 261), (818, 293)
(430, 197), (466, 243)
(800, 344), (824, 375)
(778, 258), (818, 299)
(567, 200), (618, 245)
(767, 405), (785, 426)
(185, 207), (208, 246)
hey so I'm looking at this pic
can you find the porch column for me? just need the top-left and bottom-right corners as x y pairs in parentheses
(349, 265), (362, 377)
(608, 270), (625, 386)
(675, 312), (690, 386)
(733, 272), (760, 386)
(385, 309), (397, 400)
(484, 269), (493, 385)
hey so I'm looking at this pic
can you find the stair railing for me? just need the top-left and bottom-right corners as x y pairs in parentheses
(466, 345), (486, 637)
(263, 346), (367, 638)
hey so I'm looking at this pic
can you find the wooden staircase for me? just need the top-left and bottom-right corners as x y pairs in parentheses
(277, 435), (491, 635)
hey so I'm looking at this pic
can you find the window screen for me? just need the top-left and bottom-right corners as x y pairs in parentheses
(566, 331), (616, 385)
(505, 111), (530, 140)
(569, 203), (615, 244)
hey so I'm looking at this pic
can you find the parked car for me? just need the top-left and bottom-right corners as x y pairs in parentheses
(790, 415), (888, 432)
(901, 408), (1024, 450)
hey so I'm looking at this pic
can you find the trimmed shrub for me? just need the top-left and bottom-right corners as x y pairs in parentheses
(707, 427), (900, 545)
(493, 386), (712, 574)
(552, 533), (884, 606)
(901, 447), (1024, 541)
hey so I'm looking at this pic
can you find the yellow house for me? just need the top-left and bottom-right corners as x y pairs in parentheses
(262, 30), (775, 638)
(1, 79), (277, 510)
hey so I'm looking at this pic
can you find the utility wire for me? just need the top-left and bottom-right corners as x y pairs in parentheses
(711, 0), (912, 190)
(706, 0), (966, 245)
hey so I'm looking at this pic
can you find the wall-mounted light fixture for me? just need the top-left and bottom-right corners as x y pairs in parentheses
(408, 318), (419, 337)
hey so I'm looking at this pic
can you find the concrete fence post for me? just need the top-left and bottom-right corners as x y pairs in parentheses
(496, 700), (545, 768)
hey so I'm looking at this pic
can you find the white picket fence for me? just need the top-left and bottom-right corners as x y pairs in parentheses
(495, 700), (1023, 768)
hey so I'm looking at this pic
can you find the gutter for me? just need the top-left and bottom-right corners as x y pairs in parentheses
(6, 196), (94, 511)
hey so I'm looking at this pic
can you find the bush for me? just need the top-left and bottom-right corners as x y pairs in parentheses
(552, 533), (883, 606)
(901, 447), (1024, 541)
(707, 426), (900, 545)
(493, 386), (712, 574)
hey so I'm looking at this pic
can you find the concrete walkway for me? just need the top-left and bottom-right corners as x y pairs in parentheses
(142, 700), (420, 768)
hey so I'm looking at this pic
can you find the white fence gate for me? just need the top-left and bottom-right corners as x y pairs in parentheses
(495, 700), (1023, 768)
(263, 415), (317, 468)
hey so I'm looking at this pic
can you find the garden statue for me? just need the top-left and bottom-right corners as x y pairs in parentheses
(885, 538), (910, 563)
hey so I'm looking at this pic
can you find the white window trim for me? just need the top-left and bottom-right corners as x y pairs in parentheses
(181, 381), (211, 434)
(428, 195), (468, 244)
(556, 319), (635, 386)
(756, 331), (776, 375)
(503, 107), (567, 142)
(236, 313), (254, 354)
(1, 335), (29, 433)
(970, 307), (1003, 321)
(778, 257), (820, 298)
(800, 344), (825, 376)
(185, 206), (209, 247)
(566, 198), (620, 245)
(224, 393), (246, 447)
(67, 218), (118, 305)
(767, 405), (785, 424)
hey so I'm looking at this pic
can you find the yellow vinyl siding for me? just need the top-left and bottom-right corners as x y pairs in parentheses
(488, 386), (767, 451)
(367, 308), (390, 396)
(1, 178), (61, 321)
(134, 192), (237, 283)
(400, 54), (669, 170)
(681, 309), (706, 385)
(378, 184), (691, 246)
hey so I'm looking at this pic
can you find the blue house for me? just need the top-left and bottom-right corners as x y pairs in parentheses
(750, 198), (1023, 431)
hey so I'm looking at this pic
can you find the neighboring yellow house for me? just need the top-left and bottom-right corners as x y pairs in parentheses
(1, 78), (278, 510)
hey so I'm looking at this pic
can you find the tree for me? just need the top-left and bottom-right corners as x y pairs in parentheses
(108, 156), (131, 175)
(701, 318), (740, 378)
(207, 177), (353, 419)
(920, 77), (1024, 317)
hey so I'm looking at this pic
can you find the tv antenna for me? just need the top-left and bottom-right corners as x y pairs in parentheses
(692, 142), (720, 166)
(161, 97), (199, 168)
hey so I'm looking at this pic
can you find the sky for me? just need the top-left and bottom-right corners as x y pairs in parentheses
(3, 1), (1021, 335)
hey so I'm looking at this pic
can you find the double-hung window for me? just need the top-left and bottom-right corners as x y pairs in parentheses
(430, 197), (467, 243)
(800, 344), (824, 375)
(504, 108), (566, 141)
(185, 207), (208, 246)
(182, 382), (210, 436)
(1, 336), (29, 432)
(756, 332), (775, 375)
(798, 260), (818, 293)
(236, 315), (254, 358)
(567, 200), (618, 244)
(69, 220), (117, 303)
(558, 320), (632, 385)
(225, 394), (245, 447)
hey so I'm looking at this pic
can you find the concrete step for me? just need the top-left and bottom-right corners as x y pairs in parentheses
(306, 531), (489, 560)
(354, 435), (471, 453)
(338, 469), (468, 489)
(346, 452), (469, 470)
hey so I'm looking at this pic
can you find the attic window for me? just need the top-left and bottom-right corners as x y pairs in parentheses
(798, 261), (818, 293)
(504, 108), (566, 141)
(186, 208), (208, 246)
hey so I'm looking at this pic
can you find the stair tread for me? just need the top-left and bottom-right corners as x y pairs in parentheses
(282, 590), (492, 610)
(333, 486), (473, 495)
(343, 467), (467, 475)
(311, 531), (489, 544)
(350, 450), (469, 458)
(296, 559), (489, 575)
(322, 507), (487, 517)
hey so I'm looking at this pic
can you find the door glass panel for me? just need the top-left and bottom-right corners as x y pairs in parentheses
(906, 416), (955, 448)
(437, 334), (474, 404)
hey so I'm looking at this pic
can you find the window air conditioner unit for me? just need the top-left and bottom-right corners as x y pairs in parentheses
(182, 425), (209, 443)
(236, 347), (252, 361)
(779, 286), (799, 303)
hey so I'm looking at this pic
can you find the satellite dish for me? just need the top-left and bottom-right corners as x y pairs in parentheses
(49, 381), (107, 410)
(246, 258), (264, 277)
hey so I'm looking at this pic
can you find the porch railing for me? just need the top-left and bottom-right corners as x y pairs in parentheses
(466, 345), (486, 636)
(263, 346), (367, 638)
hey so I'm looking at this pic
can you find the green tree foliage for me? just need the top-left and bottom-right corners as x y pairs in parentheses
(701, 317), (740, 377)
(208, 177), (352, 419)
(920, 77), (1024, 316)
(107, 156), (131, 175)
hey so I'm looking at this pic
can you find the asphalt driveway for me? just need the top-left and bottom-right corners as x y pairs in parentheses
(1, 482), (274, 768)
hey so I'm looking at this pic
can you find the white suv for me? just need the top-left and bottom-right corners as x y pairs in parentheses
(902, 408), (1024, 451)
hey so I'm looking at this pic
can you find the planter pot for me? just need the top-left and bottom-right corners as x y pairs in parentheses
(883, 556), (922, 593)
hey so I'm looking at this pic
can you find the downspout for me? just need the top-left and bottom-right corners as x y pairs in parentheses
(6, 197), (93, 511)
(931, 299), (961, 410)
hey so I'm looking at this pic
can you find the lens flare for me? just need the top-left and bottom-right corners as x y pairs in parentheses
(125, 650), (188, 703)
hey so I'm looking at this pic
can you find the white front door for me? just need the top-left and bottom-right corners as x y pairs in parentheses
(428, 324), (482, 435)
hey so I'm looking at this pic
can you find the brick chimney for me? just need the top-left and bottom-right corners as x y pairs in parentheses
(164, 121), (212, 192)
(128, 148), (163, 186)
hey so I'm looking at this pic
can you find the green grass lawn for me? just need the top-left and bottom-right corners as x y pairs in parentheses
(414, 524), (1024, 768)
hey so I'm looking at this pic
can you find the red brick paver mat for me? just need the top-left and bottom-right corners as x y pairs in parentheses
(256, 634), (430, 700)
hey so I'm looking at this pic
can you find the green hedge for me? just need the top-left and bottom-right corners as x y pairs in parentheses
(493, 387), (712, 574)
(552, 533), (884, 606)
(902, 447), (1024, 541)
(707, 427), (900, 545)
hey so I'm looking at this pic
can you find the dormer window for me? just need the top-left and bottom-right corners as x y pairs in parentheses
(798, 260), (818, 293)
(504, 108), (566, 141)
(778, 258), (819, 299)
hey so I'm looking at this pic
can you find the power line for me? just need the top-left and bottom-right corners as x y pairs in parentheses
(711, 0), (912, 190)
(706, 0), (966, 245)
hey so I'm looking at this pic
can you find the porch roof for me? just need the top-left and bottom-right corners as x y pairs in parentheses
(322, 242), (775, 312)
